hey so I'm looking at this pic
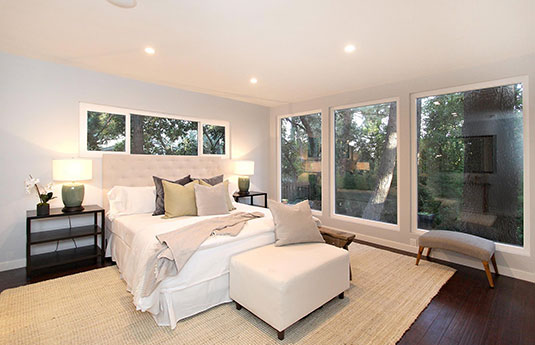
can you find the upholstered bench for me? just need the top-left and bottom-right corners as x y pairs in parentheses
(230, 243), (350, 340)
(416, 230), (498, 287)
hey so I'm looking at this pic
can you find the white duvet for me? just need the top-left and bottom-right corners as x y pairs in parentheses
(108, 202), (275, 319)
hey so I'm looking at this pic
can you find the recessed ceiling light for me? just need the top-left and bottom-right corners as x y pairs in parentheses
(144, 47), (155, 55)
(344, 44), (356, 53)
(107, 0), (137, 8)
(250, 77), (258, 84)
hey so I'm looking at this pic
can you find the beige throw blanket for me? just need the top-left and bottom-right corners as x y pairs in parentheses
(141, 212), (264, 296)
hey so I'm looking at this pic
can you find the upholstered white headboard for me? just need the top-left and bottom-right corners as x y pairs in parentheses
(102, 154), (231, 211)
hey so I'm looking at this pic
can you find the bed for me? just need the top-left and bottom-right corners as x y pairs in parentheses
(102, 154), (275, 328)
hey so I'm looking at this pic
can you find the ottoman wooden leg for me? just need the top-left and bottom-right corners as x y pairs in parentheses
(482, 261), (494, 288)
(426, 247), (432, 257)
(416, 246), (424, 265)
(338, 292), (344, 299)
(278, 330), (285, 340)
(235, 302), (242, 310)
(491, 254), (499, 275)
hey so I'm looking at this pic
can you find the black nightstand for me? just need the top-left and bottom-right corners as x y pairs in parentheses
(26, 205), (105, 278)
(233, 191), (268, 208)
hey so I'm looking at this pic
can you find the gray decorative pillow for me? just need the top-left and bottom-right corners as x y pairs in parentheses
(269, 200), (325, 246)
(193, 183), (229, 216)
(153, 175), (192, 216)
(191, 174), (224, 186)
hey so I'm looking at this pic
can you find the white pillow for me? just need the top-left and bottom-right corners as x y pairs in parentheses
(194, 183), (229, 216)
(269, 200), (325, 246)
(107, 186), (156, 218)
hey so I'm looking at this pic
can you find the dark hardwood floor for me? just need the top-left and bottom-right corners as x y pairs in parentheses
(356, 240), (535, 345)
(0, 243), (533, 345)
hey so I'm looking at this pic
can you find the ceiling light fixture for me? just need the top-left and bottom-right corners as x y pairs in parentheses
(344, 44), (356, 53)
(107, 0), (137, 8)
(144, 47), (155, 55)
(250, 77), (258, 84)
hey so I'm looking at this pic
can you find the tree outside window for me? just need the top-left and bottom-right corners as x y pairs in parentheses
(203, 124), (226, 155)
(280, 113), (322, 210)
(87, 111), (126, 152)
(130, 114), (198, 155)
(334, 101), (398, 224)
(417, 83), (523, 246)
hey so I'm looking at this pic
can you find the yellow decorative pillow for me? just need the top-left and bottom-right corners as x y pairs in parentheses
(162, 180), (199, 218)
(198, 179), (235, 211)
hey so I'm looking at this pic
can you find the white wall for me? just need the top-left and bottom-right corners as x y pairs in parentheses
(269, 54), (535, 282)
(0, 51), (270, 271)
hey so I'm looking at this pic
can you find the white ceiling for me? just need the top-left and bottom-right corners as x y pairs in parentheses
(0, 0), (533, 107)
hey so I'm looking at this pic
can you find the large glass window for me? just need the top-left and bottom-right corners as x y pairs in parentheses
(130, 114), (198, 155)
(86, 111), (126, 152)
(280, 112), (322, 210)
(334, 101), (398, 224)
(416, 83), (523, 246)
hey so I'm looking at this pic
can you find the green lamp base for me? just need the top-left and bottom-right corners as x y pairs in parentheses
(238, 176), (250, 193)
(62, 183), (85, 213)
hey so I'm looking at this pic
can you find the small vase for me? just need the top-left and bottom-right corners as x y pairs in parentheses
(36, 203), (50, 216)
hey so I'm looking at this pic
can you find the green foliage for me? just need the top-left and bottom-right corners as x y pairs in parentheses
(342, 172), (357, 189)
(417, 84), (524, 246)
(131, 114), (198, 155)
(333, 101), (397, 221)
(280, 113), (322, 209)
(203, 125), (225, 154)
(87, 112), (126, 151)
(38, 192), (55, 205)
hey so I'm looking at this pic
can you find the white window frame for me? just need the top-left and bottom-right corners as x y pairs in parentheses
(79, 102), (229, 158)
(330, 97), (401, 231)
(277, 109), (323, 216)
(410, 76), (530, 255)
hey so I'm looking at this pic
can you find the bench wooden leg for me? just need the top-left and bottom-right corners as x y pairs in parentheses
(426, 247), (432, 257)
(235, 302), (242, 310)
(416, 246), (424, 265)
(491, 254), (499, 275)
(278, 330), (285, 340)
(482, 261), (494, 288)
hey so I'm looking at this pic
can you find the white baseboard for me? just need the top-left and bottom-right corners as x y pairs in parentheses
(0, 258), (25, 272)
(324, 225), (535, 284)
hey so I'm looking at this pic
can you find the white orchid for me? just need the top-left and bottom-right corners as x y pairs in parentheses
(25, 175), (56, 204)
(45, 182), (54, 192)
(24, 177), (40, 194)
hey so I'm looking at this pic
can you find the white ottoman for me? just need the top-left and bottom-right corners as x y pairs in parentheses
(230, 243), (350, 340)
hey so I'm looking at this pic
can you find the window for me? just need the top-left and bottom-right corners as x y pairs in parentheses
(86, 111), (126, 152)
(130, 114), (198, 155)
(333, 100), (398, 225)
(203, 124), (226, 155)
(280, 112), (322, 210)
(79, 103), (229, 157)
(415, 83), (524, 246)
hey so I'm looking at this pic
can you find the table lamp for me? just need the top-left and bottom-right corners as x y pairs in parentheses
(234, 160), (254, 194)
(53, 159), (92, 213)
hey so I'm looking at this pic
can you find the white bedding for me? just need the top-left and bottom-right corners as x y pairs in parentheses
(107, 202), (275, 327)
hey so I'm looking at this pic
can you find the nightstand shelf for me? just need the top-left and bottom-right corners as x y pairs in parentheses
(30, 225), (102, 244)
(30, 245), (103, 271)
(26, 204), (105, 278)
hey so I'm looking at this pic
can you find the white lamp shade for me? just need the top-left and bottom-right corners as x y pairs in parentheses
(234, 160), (255, 176)
(53, 159), (93, 181)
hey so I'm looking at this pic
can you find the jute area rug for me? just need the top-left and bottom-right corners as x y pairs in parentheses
(0, 244), (455, 345)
